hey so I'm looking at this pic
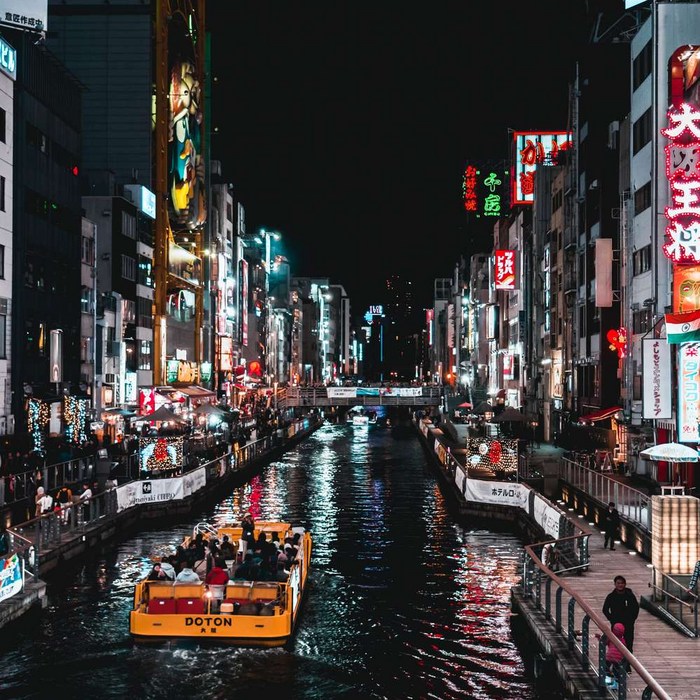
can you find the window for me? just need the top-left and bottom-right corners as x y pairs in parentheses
(121, 254), (136, 281)
(137, 255), (153, 287)
(633, 41), (652, 91)
(0, 245), (4, 279)
(632, 244), (652, 276)
(81, 236), (94, 265)
(80, 285), (91, 313)
(0, 176), (4, 212)
(121, 212), (136, 239)
(138, 340), (152, 371)
(634, 182), (651, 214)
(633, 108), (652, 154)
(137, 296), (153, 329)
(0, 108), (5, 144)
(632, 308), (652, 335)
(0, 315), (6, 359)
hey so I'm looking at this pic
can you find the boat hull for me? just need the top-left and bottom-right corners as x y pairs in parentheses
(130, 525), (311, 647)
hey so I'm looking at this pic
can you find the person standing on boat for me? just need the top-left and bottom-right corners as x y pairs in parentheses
(241, 512), (255, 554)
(205, 556), (229, 612)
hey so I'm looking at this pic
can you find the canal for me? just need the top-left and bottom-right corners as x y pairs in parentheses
(0, 420), (561, 699)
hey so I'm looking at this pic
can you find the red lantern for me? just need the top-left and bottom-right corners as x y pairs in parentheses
(248, 361), (262, 377)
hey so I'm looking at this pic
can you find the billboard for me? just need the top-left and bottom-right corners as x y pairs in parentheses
(674, 264), (700, 313)
(168, 8), (206, 232)
(494, 250), (516, 290)
(0, 1), (45, 33)
(678, 342), (700, 442)
(512, 131), (572, 205)
(642, 338), (672, 419)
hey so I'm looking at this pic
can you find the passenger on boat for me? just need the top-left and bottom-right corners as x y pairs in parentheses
(219, 535), (235, 560)
(160, 558), (177, 581)
(233, 552), (259, 581)
(205, 556), (229, 612)
(241, 513), (255, 551)
(147, 562), (168, 581)
(175, 564), (201, 583)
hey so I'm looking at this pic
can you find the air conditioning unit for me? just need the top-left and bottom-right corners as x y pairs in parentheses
(631, 302), (640, 311)
(107, 341), (121, 357)
(0, 298), (8, 314)
(105, 373), (117, 385)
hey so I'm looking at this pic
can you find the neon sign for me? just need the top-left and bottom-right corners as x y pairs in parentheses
(606, 327), (628, 359)
(661, 103), (700, 262)
(494, 250), (516, 290)
(512, 132), (572, 205)
(463, 165), (478, 212)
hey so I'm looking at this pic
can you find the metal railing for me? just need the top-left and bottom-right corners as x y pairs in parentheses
(647, 566), (699, 638)
(520, 539), (670, 700)
(561, 457), (650, 531)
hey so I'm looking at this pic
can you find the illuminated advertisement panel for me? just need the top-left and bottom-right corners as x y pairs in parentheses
(643, 338), (672, 420)
(220, 337), (233, 372)
(240, 259), (249, 347)
(512, 131), (572, 205)
(425, 309), (433, 346)
(661, 102), (700, 263)
(678, 342), (700, 442)
(494, 250), (516, 290)
(168, 8), (206, 232)
(674, 264), (700, 312)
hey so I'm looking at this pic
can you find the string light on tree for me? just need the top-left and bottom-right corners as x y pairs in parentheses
(27, 398), (50, 455)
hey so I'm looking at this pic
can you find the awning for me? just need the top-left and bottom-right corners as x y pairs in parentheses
(579, 406), (622, 423)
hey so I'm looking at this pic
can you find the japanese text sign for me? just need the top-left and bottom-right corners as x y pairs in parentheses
(661, 103), (700, 262)
(512, 131), (572, 205)
(494, 250), (516, 290)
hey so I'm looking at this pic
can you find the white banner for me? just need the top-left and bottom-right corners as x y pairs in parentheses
(327, 387), (357, 398)
(643, 338), (672, 419)
(532, 493), (561, 539)
(0, 0), (46, 33)
(115, 466), (206, 512)
(464, 478), (528, 508)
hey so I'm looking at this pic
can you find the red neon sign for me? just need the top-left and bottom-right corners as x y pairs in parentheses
(494, 250), (516, 290)
(661, 103), (700, 262)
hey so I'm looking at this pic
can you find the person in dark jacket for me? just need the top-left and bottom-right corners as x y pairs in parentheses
(603, 502), (621, 550)
(603, 575), (639, 655)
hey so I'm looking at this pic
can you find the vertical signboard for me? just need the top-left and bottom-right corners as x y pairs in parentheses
(49, 329), (63, 383)
(595, 238), (613, 307)
(512, 131), (572, 206)
(643, 338), (672, 419)
(678, 342), (700, 442)
(239, 258), (248, 347)
(494, 250), (516, 290)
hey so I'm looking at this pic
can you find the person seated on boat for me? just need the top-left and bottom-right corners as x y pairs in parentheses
(252, 532), (268, 561)
(275, 560), (290, 582)
(160, 557), (177, 581)
(233, 552), (260, 581)
(205, 538), (220, 574)
(175, 563), (201, 583)
(147, 561), (169, 581)
(205, 556), (229, 612)
(219, 535), (236, 560)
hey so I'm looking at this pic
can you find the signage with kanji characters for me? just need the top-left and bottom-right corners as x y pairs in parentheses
(512, 131), (572, 205)
(494, 250), (517, 290)
(462, 162), (509, 218)
(661, 103), (700, 263)
(0, 1), (46, 33)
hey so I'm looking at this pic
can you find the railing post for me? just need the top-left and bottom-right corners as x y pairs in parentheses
(567, 597), (576, 650)
(581, 615), (590, 668)
(545, 578), (552, 619)
(598, 635), (608, 691)
(555, 587), (563, 632)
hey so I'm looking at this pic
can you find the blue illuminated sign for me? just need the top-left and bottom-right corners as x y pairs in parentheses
(0, 37), (16, 81)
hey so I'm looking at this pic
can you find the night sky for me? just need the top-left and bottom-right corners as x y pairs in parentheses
(207, 1), (592, 315)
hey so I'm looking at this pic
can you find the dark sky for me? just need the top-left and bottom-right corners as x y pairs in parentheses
(207, 1), (591, 315)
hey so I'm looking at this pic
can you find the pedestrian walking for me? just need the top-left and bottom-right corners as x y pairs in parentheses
(603, 501), (620, 550)
(603, 575), (639, 658)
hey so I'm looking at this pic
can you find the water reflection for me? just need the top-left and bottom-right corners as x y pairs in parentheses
(1, 421), (547, 699)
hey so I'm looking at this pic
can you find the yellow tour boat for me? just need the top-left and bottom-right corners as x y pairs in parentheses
(129, 520), (311, 646)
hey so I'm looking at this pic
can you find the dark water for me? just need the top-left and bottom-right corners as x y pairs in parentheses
(0, 422), (556, 699)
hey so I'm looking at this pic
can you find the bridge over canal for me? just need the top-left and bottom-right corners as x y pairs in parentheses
(282, 386), (442, 409)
